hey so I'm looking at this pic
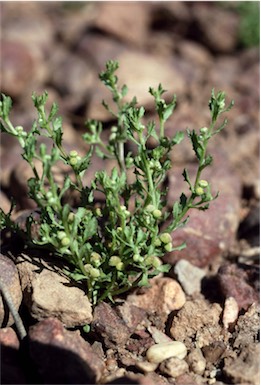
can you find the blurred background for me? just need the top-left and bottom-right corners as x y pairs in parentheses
(1, 1), (260, 211)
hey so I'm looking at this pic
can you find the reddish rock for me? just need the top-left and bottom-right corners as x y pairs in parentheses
(28, 317), (105, 384)
(217, 263), (259, 311)
(164, 148), (241, 267)
(92, 302), (132, 348)
(0, 254), (23, 327)
(193, 3), (240, 53)
(0, 328), (26, 384)
(1, 40), (35, 98)
(116, 302), (147, 333)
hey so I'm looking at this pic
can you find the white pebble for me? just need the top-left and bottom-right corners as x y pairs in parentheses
(223, 297), (239, 329)
(146, 341), (187, 364)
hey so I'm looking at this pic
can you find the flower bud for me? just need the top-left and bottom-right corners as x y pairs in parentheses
(57, 231), (67, 240)
(160, 233), (172, 244)
(200, 127), (208, 135)
(89, 267), (100, 278)
(154, 238), (162, 247)
(164, 242), (172, 252)
(69, 150), (78, 158)
(153, 209), (162, 219)
(68, 212), (75, 222)
(195, 187), (204, 196)
(198, 180), (208, 188)
(145, 204), (156, 213)
(116, 262), (124, 271)
(61, 237), (70, 247)
(69, 157), (78, 166)
(109, 256), (121, 267)
(133, 254), (141, 262)
(90, 252), (102, 267)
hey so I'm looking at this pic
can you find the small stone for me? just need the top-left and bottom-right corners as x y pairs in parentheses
(222, 297), (239, 330)
(146, 341), (187, 364)
(0, 254), (23, 328)
(29, 317), (105, 384)
(202, 341), (226, 364)
(16, 254), (92, 327)
(174, 259), (206, 295)
(127, 277), (186, 321)
(159, 356), (188, 378)
(92, 302), (131, 348)
(135, 360), (158, 373)
(186, 348), (206, 375)
(217, 263), (259, 310)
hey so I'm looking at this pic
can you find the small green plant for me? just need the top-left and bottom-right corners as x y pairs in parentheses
(0, 60), (233, 304)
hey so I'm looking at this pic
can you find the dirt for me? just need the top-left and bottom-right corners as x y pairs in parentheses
(0, 2), (259, 385)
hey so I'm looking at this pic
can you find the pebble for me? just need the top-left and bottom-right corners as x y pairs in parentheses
(146, 341), (187, 364)
(159, 356), (189, 378)
(174, 259), (206, 295)
(186, 348), (206, 375)
(135, 360), (158, 373)
(222, 297), (239, 330)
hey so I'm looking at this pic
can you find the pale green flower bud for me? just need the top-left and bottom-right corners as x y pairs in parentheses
(160, 233), (172, 244)
(164, 242), (172, 252)
(200, 127), (209, 135)
(195, 186), (204, 196)
(109, 256), (121, 267)
(198, 180), (208, 188)
(69, 150), (78, 158)
(133, 254), (141, 262)
(116, 262), (124, 271)
(153, 209), (162, 219)
(69, 157), (78, 166)
(154, 238), (162, 247)
(145, 204), (156, 213)
(61, 237), (70, 247)
(57, 231), (67, 240)
(68, 212), (75, 222)
(89, 267), (100, 278)
(90, 252), (102, 267)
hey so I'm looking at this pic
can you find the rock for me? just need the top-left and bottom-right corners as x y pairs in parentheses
(28, 317), (105, 384)
(94, 2), (150, 46)
(1, 40), (36, 98)
(87, 51), (186, 121)
(232, 303), (260, 349)
(0, 254), (23, 328)
(146, 341), (187, 364)
(0, 190), (11, 214)
(223, 343), (260, 385)
(159, 356), (189, 378)
(174, 259), (206, 295)
(92, 301), (131, 348)
(16, 253), (93, 327)
(126, 277), (186, 321)
(164, 148), (241, 267)
(222, 297), (239, 330)
(48, 48), (95, 109)
(0, 327), (26, 384)
(186, 348), (206, 375)
(116, 302), (147, 333)
(170, 297), (223, 349)
(217, 263), (259, 311)
(201, 341), (226, 365)
(135, 360), (158, 374)
(193, 3), (240, 53)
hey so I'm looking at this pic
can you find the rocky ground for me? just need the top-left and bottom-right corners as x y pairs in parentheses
(0, 2), (260, 385)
